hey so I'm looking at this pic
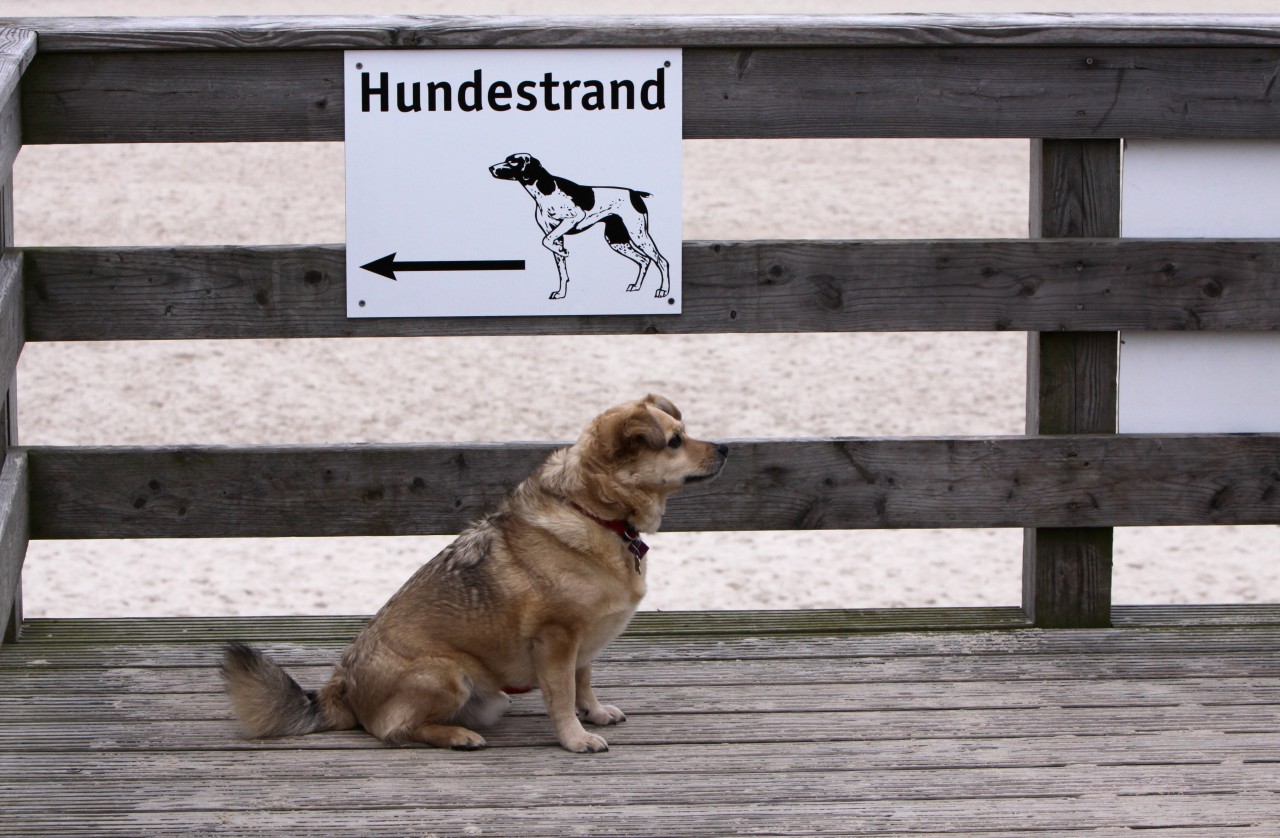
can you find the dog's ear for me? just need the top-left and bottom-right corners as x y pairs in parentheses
(644, 394), (682, 421)
(623, 408), (667, 451)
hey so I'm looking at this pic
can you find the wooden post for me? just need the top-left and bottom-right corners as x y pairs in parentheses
(1023, 139), (1120, 628)
(2, 172), (19, 644)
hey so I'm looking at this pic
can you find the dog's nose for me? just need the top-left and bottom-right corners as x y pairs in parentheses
(716, 444), (729, 457)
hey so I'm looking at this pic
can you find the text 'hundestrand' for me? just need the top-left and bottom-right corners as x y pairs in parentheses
(360, 67), (668, 114)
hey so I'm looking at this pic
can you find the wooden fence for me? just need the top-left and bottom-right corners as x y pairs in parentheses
(3, 14), (1280, 641)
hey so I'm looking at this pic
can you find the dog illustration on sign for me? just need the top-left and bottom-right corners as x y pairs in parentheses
(489, 153), (671, 300)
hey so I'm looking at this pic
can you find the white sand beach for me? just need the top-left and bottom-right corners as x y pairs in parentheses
(7, 0), (1278, 618)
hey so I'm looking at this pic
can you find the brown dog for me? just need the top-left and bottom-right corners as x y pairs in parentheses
(221, 395), (727, 753)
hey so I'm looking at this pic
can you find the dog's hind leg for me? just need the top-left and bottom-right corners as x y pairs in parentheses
(602, 215), (653, 293)
(635, 238), (671, 298)
(367, 667), (489, 750)
(608, 241), (651, 292)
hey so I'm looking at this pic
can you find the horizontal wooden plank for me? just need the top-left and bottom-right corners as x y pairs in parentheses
(22, 240), (1280, 340)
(0, 764), (1273, 815)
(0, 452), (27, 648)
(21, 46), (1280, 143)
(5, 650), (1276, 695)
(2, 795), (1276, 838)
(15, 607), (1032, 644)
(2, 704), (1275, 751)
(2, 731), (1274, 782)
(8, 625), (1280, 668)
(24, 435), (1280, 538)
(5, 677), (1276, 721)
(16, 605), (1278, 646)
(9, 15), (1280, 52)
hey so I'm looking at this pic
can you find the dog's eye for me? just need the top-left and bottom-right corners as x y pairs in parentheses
(667, 434), (683, 450)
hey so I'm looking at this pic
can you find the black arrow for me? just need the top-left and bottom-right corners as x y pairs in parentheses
(360, 252), (526, 281)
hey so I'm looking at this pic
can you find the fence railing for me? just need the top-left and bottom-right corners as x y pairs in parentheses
(2, 15), (1280, 640)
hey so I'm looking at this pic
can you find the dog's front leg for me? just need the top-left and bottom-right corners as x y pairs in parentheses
(575, 665), (626, 726)
(550, 253), (570, 300)
(532, 627), (609, 753)
(541, 215), (580, 258)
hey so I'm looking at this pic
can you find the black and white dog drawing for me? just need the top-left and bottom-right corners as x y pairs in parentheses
(489, 153), (670, 300)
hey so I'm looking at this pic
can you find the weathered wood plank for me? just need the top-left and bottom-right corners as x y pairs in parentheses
(12, 628), (1280, 671)
(0, 83), (18, 188)
(2, 703), (1276, 751)
(5, 650), (1276, 695)
(1, 174), (16, 645)
(9, 15), (1280, 52)
(1, 795), (1276, 838)
(22, 240), (1280, 341)
(1, 764), (1275, 815)
(14, 607), (1032, 644)
(0, 252), (21, 396)
(6, 676), (1278, 721)
(0, 29), (33, 187)
(1023, 138), (1121, 628)
(1113, 603), (1280, 627)
(8, 625), (1280, 667)
(24, 435), (1280, 539)
(21, 46), (1280, 143)
(0, 452), (27, 649)
(2, 731), (1275, 782)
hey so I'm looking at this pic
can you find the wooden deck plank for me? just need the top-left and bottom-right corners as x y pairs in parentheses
(2, 794), (1276, 837)
(4, 731), (1276, 781)
(13, 604), (1279, 645)
(3, 677), (1278, 722)
(7, 624), (1280, 668)
(3, 649), (1278, 695)
(1, 764), (1276, 813)
(2, 701), (1275, 751)
(15, 607), (1034, 643)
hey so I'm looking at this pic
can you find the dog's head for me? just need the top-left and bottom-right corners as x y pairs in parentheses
(489, 153), (542, 184)
(561, 395), (728, 532)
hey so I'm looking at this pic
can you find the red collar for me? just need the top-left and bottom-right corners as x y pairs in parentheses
(569, 502), (648, 572)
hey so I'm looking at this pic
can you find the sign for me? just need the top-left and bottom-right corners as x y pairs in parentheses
(344, 49), (683, 318)
(1119, 140), (1280, 433)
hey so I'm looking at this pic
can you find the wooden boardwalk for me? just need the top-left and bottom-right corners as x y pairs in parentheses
(1, 607), (1278, 836)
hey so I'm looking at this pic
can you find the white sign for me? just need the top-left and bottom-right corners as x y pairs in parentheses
(344, 49), (683, 318)
(1119, 139), (1280, 433)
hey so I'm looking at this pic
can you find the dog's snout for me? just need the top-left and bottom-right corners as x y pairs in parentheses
(716, 444), (729, 458)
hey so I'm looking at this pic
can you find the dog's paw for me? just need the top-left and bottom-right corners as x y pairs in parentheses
(580, 704), (627, 726)
(549, 290), (566, 300)
(560, 730), (610, 753)
(450, 732), (488, 751)
(626, 282), (642, 292)
(654, 287), (670, 298)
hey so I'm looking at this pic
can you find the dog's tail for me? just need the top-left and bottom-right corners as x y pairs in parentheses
(220, 641), (356, 738)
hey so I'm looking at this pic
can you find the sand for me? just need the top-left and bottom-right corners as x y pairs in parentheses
(7, 0), (1278, 618)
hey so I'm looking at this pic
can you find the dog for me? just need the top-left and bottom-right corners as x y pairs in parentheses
(488, 153), (671, 300)
(221, 395), (726, 753)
